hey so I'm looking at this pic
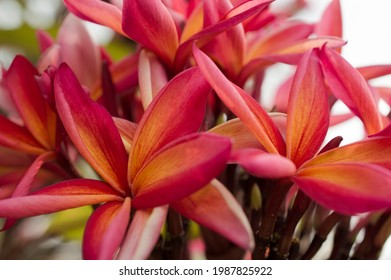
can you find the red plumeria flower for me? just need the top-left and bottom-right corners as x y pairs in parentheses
(193, 45), (391, 215)
(0, 63), (253, 259)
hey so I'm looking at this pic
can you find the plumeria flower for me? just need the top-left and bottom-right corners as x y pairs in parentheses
(193, 44), (391, 215)
(0, 64), (253, 259)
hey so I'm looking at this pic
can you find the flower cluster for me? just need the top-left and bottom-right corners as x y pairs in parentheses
(0, 0), (391, 260)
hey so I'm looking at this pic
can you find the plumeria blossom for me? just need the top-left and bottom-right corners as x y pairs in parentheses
(194, 45), (391, 215)
(0, 63), (253, 259)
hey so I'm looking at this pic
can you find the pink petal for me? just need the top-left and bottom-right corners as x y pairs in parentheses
(131, 133), (231, 209)
(129, 66), (210, 181)
(4, 56), (57, 150)
(231, 148), (296, 178)
(286, 49), (329, 167)
(315, 0), (342, 51)
(209, 118), (263, 151)
(57, 14), (101, 89)
(113, 117), (137, 152)
(172, 179), (254, 250)
(138, 50), (168, 110)
(117, 205), (168, 259)
(319, 46), (383, 135)
(0, 179), (122, 219)
(122, 0), (179, 66)
(246, 21), (314, 63)
(193, 45), (285, 154)
(83, 198), (131, 260)
(357, 64), (391, 81)
(64, 0), (124, 35)
(55, 64), (129, 194)
(293, 163), (391, 214)
(36, 30), (54, 53)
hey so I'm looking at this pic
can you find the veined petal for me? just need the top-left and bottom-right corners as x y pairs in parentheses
(174, 0), (272, 71)
(319, 46), (383, 135)
(0, 179), (122, 219)
(293, 163), (391, 214)
(57, 14), (101, 89)
(301, 137), (391, 169)
(286, 49), (329, 167)
(0, 115), (46, 155)
(55, 64), (129, 194)
(129, 67), (210, 181)
(122, 0), (179, 66)
(83, 198), (131, 260)
(172, 179), (254, 250)
(64, 0), (124, 35)
(5, 56), (56, 150)
(132, 133), (231, 209)
(193, 45), (285, 154)
(117, 205), (168, 260)
(138, 50), (168, 110)
(231, 148), (296, 178)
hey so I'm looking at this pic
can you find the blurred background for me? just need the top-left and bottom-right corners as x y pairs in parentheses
(0, 0), (390, 259)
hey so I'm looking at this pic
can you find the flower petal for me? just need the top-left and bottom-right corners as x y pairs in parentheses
(83, 198), (131, 260)
(138, 50), (168, 110)
(231, 148), (296, 178)
(129, 66), (210, 181)
(357, 65), (391, 81)
(293, 163), (391, 214)
(315, 0), (342, 51)
(0, 115), (46, 155)
(286, 49), (329, 167)
(113, 117), (137, 152)
(319, 46), (383, 135)
(132, 133), (231, 209)
(64, 0), (124, 35)
(55, 64), (129, 194)
(4, 56), (56, 150)
(175, 0), (272, 71)
(122, 0), (179, 66)
(57, 14), (101, 89)
(172, 179), (254, 250)
(0, 179), (122, 219)
(301, 137), (391, 169)
(193, 45), (285, 154)
(117, 205), (168, 260)
(209, 118), (262, 151)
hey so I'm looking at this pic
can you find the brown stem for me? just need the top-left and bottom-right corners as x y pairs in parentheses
(163, 209), (188, 260)
(253, 179), (292, 259)
(328, 216), (351, 259)
(301, 212), (343, 259)
(273, 190), (311, 259)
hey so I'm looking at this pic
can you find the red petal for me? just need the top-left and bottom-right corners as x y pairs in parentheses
(315, 0), (342, 51)
(131, 133), (231, 209)
(55, 64), (129, 194)
(0, 179), (122, 219)
(357, 65), (391, 81)
(64, 0), (124, 35)
(172, 180), (254, 250)
(129, 67), (210, 181)
(0, 115), (46, 155)
(293, 163), (391, 214)
(319, 46), (383, 135)
(83, 198), (131, 259)
(117, 205), (168, 259)
(286, 49), (329, 167)
(122, 0), (179, 66)
(193, 45), (285, 154)
(5, 56), (57, 150)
